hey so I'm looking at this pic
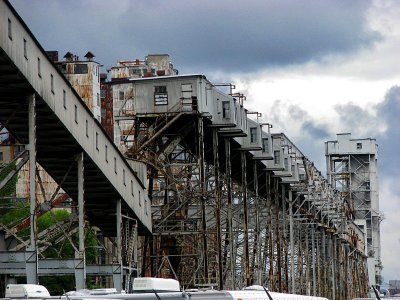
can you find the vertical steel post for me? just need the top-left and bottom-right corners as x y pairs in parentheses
(75, 152), (86, 289)
(289, 191), (295, 293)
(213, 129), (223, 289)
(27, 93), (38, 284)
(311, 225), (316, 296)
(225, 138), (235, 288)
(198, 117), (208, 284)
(253, 163), (261, 285)
(116, 199), (123, 292)
(241, 151), (250, 287)
(331, 235), (336, 300)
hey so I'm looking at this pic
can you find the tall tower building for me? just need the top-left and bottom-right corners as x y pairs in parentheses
(51, 51), (102, 122)
(325, 133), (382, 289)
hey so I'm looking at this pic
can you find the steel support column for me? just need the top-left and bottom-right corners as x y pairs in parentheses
(289, 191), (295, 293)
(311, 225), (316, 296)
(224, 138), (235, 288)
(212, 129), (223, 289)
(115, 199), (123, 292)
(75, 152), (86, 290)
(26, 94), (38, 284)
(241, 151), (250, 287)
(198, 117), (208, 284)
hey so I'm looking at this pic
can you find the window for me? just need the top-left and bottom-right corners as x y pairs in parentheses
(114, 157), (117, 174)
(222, 101), (230, 119)
(101, 108), (106, 118)
(250, 127), (257, 143)
(50, 74), (54, 94)
(63, 90), (67, 108)
(74, 63), (88, 74)
(262, 138), (269, 153)
(8, 18), (12, 40)
(284, 157), (289, 170)
(119, 91), (124, 101)
(105, 145), (108, 162)
(97, 93), (100, 106)
(0, 151), (3, 161)
(139, 191), (142, 206)
(123, 169), (126, 186)
(85, 120), (88, 137)
(23, 39), (27, 59)
(154, 86), (168, 105)
(74, 105), (78, 123)
(274, 150), (281, 165)
(357, 143), (362, 150)
(38, 57), (41, 77)
(95, 132), (99, 150)
(131, 180), (134, 196)
(60, 63), (67, 74)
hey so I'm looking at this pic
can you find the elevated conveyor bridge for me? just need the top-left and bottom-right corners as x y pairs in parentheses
(0, 0), (151, 290)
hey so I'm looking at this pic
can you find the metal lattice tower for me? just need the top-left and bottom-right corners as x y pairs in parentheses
(325, 133), (382, 290)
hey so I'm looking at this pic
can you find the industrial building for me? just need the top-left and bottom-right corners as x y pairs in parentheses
(326, 133), (382, 289)
(0, 1), (382, 299)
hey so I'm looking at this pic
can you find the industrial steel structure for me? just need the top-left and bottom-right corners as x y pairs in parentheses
(0, 1), (380, 299)
(326, 133), (382, 291)
(107, 75), (371, 299)
(0, 0), (150, 292)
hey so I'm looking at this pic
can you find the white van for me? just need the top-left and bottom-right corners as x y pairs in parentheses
(5, 284), (51, 299)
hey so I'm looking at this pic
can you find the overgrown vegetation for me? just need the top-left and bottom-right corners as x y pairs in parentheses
(1, 162), (102, 295)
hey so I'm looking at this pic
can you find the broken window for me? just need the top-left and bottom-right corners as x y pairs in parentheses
(154, 85), (168, 105)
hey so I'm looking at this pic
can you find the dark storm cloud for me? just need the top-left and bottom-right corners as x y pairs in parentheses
(260, 101), (329, 170)
(301, 121), (330, 139)
(10, 0), (381, 74)
(333, 86), (400, 178)
(374, 86), (400, 177)
(334, 103), (374, 130)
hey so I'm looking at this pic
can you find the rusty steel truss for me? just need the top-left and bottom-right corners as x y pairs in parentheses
(122, 108), (369, 299)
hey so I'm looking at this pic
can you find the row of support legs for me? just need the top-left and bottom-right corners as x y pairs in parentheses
(21, 94), (123, 291)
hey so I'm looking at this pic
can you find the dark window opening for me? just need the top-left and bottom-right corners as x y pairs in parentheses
(250, 127), (257, 143)
(8, 18), (12, 40)
(74, 63), (88, 74)
(51, 74), (54, 93)
(38, 57), (41, 77)
(262, 138), (269, 153)
(23, 39), (27, 59)
(63, 90), (67, 108)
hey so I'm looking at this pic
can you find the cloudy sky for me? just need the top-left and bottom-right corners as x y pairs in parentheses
(9, 0), (400, 284)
